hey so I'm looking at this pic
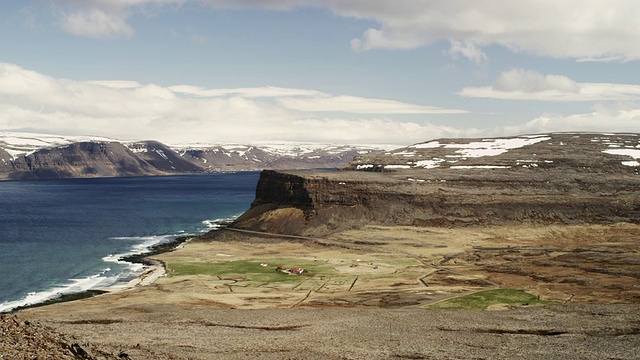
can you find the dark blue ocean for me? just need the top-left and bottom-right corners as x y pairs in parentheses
(0, 172), (260, 312)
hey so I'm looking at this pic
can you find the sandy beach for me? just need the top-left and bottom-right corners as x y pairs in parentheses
(98, 260), (166, 294)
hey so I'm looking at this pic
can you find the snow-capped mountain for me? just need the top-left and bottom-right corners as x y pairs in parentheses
(0, 132), (114, 160)
(0, 132), (385, 180)
(172, 142), (381, 172)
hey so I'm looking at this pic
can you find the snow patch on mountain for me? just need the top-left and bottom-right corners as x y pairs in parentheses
(0, 132), (114, 159)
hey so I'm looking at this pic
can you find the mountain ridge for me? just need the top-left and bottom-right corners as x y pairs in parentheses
(0, 132), (385, 180)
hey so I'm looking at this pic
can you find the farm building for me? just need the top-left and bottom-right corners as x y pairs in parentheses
(289, 267), (304, 275)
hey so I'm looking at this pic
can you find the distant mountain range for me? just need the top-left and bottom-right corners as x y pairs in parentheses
(0, 132), (386, 180)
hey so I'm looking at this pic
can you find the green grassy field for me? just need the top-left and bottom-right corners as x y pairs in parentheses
(424, 289), (558, 310)
(165, 258), (337, 284)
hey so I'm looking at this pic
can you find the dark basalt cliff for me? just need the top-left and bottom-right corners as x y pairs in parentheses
(232, 133), (640, 236)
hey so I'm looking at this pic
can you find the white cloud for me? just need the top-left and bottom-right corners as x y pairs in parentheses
(47, 1), (640, 61)
(328, 0), (640, 62)
(168, 85), (325, 98)
(285, 118), (480, 144)
(4, 62), (638, 146)
(498, 107), (640, 135)
(493, 69), (578, 93)
(87, 80), (144, 89)
(0, 62), (466, 145)
(447, 41), (488, 65)
(350, 28), (422, 52)
(166, 85), (467, 114)
(277, 95), (467, 115)
(460, 69), (640, 101)
(59, 8), (134, 38)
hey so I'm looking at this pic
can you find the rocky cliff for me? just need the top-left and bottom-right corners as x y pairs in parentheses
(232, 133), (640, 235)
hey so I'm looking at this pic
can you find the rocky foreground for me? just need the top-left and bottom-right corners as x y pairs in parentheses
(12, 305), (640, 359)
(0, 314), (120, 359)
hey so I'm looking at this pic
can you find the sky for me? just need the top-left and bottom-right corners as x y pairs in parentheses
(1, 0), (640, 146)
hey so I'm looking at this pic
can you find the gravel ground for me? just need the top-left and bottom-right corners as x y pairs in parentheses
(0, 314), (120, 359)
(16, 304), (640, 360)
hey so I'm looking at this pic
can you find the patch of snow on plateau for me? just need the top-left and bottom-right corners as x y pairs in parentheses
(0, 132), (113, 160)
(392, 151), (416, 157)
(414, 159), (445, 169)
(445, 137), (551, 158)
(450, 165), (511, 169)
(603, 149), (640, 166)
(603, 149), (640, 159)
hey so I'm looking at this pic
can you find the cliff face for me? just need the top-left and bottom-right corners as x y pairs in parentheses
(232, 133), (640, 235)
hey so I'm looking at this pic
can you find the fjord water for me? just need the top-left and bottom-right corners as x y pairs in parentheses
(0, 172), (260, 312)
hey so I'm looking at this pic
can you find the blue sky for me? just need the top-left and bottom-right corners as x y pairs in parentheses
(1, 0), (639, 145)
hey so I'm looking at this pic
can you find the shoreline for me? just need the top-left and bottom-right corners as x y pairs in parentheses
(6, 235), (196, 314)
(97, 259), (167, 293)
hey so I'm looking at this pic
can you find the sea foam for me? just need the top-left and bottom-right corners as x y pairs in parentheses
(0, 268), (117, 313)
(0, 219), (235, 313)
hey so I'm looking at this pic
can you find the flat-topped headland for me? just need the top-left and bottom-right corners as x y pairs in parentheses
(14, 132), (640, 359)
(232, 133), (640, 236)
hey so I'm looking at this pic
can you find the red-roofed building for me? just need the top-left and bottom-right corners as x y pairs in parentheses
(289, 267), (304, 275)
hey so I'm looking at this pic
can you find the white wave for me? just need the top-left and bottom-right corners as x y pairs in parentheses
(1, 215), (245, 313)
(200, 215), (241, 232)
(0, 270), (118, 313)
(0, 235), (173, 313)
(102, 235), (176, 279)
(107, 234), (176, 259)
